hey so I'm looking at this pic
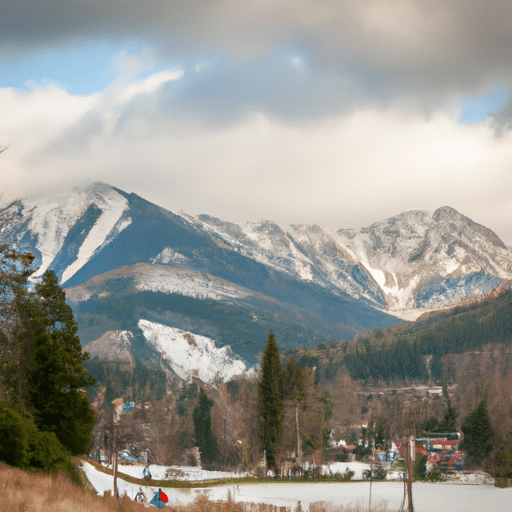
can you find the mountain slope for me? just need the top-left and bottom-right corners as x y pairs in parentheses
(2, 182), (512, 379)
(66, 263), (384, 365)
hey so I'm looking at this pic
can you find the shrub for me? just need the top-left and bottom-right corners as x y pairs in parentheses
(413, 453), (428, 480)
(426, 466), (446, 482)
(343, 468), (355, 481)
(363, 465), (387, 480)
(28, 429), (70, 473)
(373, 464), (387, 480)
(0, 402), (76, 478)
(494, 477), (511, 488)
(0, 403), (31, 468)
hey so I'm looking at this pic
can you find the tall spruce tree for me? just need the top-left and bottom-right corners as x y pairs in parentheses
(438, 398), (458, 432)
(24, 271), (95, 455)
(193, 388), (219, 464)
(257, 330), (283, 473)
(0, 246), (36, 406)
(460, 400), (493, 467)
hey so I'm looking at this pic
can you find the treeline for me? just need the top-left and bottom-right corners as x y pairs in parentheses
(287, 290), (512, 384)
(0, 247), (95, 479)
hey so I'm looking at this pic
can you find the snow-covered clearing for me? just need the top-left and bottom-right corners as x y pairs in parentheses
(80, 461), (512, 511)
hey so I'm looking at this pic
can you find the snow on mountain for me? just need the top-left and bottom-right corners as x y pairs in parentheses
(0, 182), (131, 280)
(187, 206), (512, 316)
(138, 319), (247, 383)
(335, 207), (512, 311)
(134, 263), (249, 301)
(65, 263), (255, 304)
(187, 214), (387, 307)
(3, 181), (512, 330)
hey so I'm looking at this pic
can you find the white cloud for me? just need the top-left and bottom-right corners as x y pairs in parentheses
(2, 73), (512, 246)
(116, 69), (183, 104)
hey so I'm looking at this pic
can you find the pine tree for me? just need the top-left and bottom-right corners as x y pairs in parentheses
(193, 388), (219, 464)
(257, 330), (283, 473)
(460, 400), (493, 467)
(438, 398), (458, 432)
(0, 246), (36, 406)
(23, 271), (96, 455)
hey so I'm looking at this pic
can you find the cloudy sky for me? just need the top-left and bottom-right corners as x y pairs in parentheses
(2, 1), (512, 242)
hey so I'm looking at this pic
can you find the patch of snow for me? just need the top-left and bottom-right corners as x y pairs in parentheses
(61, 210), (131, 282)
(359, 259), (421, 310)
(387, 308), (429, 321)
(362, 262), (387, 289)
(321, 461), (370, 480)
(135, 266), (247, 301)
(152, 247), (189, 264)
(80, 461), (197, 505)
(138, 319), (246, 383)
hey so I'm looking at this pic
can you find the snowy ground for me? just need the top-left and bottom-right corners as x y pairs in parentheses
(80, 461), (512, 512)
(116, 462), (246, 481)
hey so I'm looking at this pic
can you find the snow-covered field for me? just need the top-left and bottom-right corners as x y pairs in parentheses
(116, 462), (245, 482)
(80, 461), (512, 512)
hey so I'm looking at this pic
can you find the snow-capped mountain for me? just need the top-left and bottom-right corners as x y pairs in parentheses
(186, 215), (387, 308)
(186, 206), (512, 315)
(2, 182), (511, 379)
(336, 207), (511, 311)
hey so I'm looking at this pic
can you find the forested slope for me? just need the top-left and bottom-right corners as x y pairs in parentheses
(287, 288), (512, 384)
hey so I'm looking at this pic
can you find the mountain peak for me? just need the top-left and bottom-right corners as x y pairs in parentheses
(432, 205), (507, 250)
(432, 205), (460, 220)
(0, 181), (131, 281)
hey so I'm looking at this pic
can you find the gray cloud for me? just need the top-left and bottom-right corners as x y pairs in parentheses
(2, 0), (512, 119)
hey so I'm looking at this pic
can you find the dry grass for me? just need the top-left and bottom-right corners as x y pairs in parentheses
(0, 464), (397, 512)
(0, 464), (141, 512)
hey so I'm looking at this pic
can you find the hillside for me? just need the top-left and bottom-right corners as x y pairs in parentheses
(288, 281), (512, 385)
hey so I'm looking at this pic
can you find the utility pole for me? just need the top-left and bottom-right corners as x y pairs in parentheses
(296, 405), (302, 468)
(406, 435), (415, 512)
(111, 397), (124, 499)
(369, 446), (374, 511)
(113, 411), (118, 499)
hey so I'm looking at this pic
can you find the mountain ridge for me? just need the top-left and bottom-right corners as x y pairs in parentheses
(1, 182), (511, 380)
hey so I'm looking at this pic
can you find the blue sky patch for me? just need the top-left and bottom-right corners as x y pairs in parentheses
(458, 86), (509, 124)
